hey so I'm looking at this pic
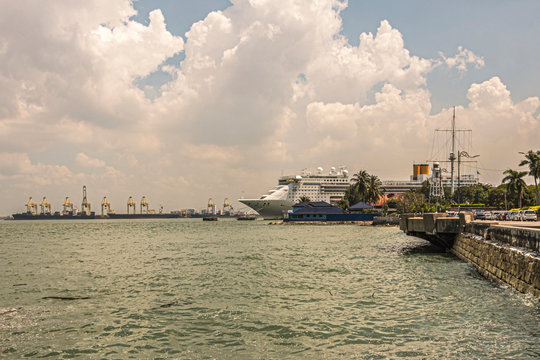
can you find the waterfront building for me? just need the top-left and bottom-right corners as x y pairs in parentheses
(382, 163), (478, 195)
(284, 201), (378, 222)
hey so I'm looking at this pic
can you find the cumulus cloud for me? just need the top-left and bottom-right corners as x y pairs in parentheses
(0, 0), (538, 214)
(439, 46), (485, 72)
(464, 77), (539, 147)
(0, 152), (80, 185)
(303, 84), (432, 174)
(75, 153), (106, 168)
(0, 0), (183, 137)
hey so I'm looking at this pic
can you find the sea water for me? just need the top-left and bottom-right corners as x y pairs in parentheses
(0, 219), (539, 359)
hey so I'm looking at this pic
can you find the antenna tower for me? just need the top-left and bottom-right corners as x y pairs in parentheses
(429, 163), (444, 200)
(429, 106), (478, 195)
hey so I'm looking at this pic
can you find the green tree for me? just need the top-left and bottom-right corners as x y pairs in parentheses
(366, 174), (382, 204)
(343, 185), (361, 207)
(487, 185), (507, 209)
(522, 185), (537, 207)
(351, 170), (369, 202)
(396, 191), (438, 214)
(298, 196), (311, 202)
(502, 169), (528, 208)
(519, 150), (540, 205)
(453, 184), (490, 205)
(419, 180), (430, 198)
(336, 199), (349, 210)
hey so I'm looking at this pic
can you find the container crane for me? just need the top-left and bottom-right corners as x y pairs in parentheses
(25, 197), (37, 215)
(127, 196), (136, 214)
(63, 197), (73, 214)
(140, 196), (149, 214)
(101, 196), (112, 216)
(207, 198), (215, 215)
(223, 198), (231, 214)
(40, 196), (51, 214)
(81, 185), (91, 216)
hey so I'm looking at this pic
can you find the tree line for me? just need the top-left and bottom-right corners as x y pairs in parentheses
(393, 149), (540, 213)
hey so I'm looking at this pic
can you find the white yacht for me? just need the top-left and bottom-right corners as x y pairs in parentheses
(239, 167), (350, 219)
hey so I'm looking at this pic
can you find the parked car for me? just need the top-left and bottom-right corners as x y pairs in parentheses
(476, 211), (491, 220)
(522, 210), (538, 221)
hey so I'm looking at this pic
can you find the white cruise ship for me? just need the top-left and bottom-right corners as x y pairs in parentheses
(239, 167), (350, 219)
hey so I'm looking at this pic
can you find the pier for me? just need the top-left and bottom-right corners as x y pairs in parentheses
(400, 213), (540, 299)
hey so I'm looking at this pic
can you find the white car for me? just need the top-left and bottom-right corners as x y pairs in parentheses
(522, 210), (538, 221)
(476, 211), (491, 220)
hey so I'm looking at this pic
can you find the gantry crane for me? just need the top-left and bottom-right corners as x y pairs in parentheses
(25, 197), (37, 215)
(81, 185), (91, 216)
(127, 196), (136, 214)
(40, 196), (51, 214)
(140, 196), (149, 214)
(101, 196), (112, 216)
(63, 197), (73, 214)
(207, 198), (215, 215)
(223, 198), (231, 214)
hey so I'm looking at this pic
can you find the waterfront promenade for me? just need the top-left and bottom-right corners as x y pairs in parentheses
(478, 220), (540, 229)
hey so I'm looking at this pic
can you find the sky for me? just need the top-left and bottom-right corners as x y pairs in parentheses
(0, 0), (539, 215)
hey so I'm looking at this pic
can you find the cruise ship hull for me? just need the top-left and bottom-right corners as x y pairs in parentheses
(238, 199), (295, 219)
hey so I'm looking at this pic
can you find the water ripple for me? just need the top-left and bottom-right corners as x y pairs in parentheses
(0, 220), (538, 359)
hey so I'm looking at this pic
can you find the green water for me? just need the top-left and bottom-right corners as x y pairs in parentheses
(0, 219), (538, 359)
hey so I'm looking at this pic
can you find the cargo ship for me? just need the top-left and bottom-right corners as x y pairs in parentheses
(106, 213), (181, 219)
(10, 187), (181, 220)
(11, 192), (97, 220)
(12, 211), (96, 220)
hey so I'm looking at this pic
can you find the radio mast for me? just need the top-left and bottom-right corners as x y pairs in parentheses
(449, 107), (456, 194)
(429, 107), (478, 196)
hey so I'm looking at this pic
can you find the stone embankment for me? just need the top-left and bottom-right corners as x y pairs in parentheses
(400, 213), (540, 300)
(372, 216), (400, 226)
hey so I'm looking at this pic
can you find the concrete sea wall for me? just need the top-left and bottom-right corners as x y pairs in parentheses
(399, 213), (540, 299)
(464, 222), (540, 253)
(372, 216), (400, 226)
(452, 232), (540, 299)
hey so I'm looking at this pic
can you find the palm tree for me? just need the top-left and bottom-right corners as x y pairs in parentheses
(343, 184), (361, 208)
(351, 170), (369, 202)
(366, 174), (382, 204)
(298, 196), (311, 203)
(502, 169), (528, 208)
(519, 150), (540, 205)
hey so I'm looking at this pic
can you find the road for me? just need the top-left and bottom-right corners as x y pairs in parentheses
(476, 220), (540, 229)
